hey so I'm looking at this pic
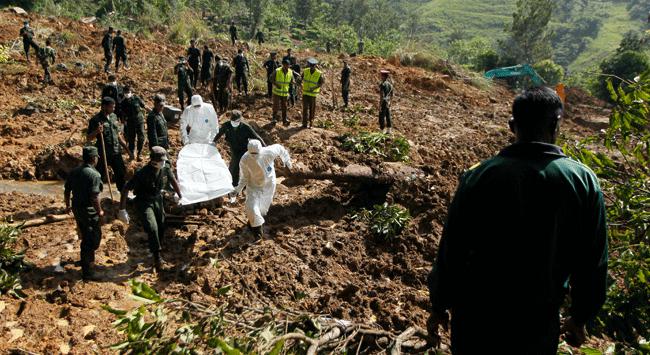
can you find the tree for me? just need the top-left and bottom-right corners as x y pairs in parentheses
(247, 0), (269, 37)
(532, 59), (564, 85)
(294, 0), (321, 27)
(597, 51), (650, 102)
(499, 0), (554, 64)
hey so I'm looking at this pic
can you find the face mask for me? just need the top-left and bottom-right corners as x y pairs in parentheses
(152, 161), (165, 169)
(125, 93), (133, 99)
(231, 120), (241, 128)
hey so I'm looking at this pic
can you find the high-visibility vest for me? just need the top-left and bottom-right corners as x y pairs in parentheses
(302, 68), (322, 97)
(272, 68), (293, 97)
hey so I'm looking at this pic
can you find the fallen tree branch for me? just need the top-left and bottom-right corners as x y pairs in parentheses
(8, 214), (74, 229)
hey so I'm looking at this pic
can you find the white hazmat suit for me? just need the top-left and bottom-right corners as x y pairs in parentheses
(234, 140), (292, 228)
(179, 95), (219, 145)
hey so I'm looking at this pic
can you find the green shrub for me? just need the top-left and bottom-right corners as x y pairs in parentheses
(354, 203), (411, 240)
(341, 132), (410, 162)
(596, 51), (650, 102)
(343, 114), (360, 128)
(314, 119), (334, 129)
(533, 59), (565, 85)
(0, 225), (27, 299)
(0, 45), (10, 64)
(168, 10), (211, 45)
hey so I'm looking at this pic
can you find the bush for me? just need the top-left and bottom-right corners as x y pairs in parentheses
(474, 50), (500, 72)
(343, 114), (360, 128)
(0, 225), (27, 299)
(354, 203), (411, 240)
(168, 10), (211, 45)
(341, 132), (410, 162)
(596, 51), (650, 102)
(0, 45), (10, 64)
(533, 59), (565, 85)
(314, 119), (334, 129)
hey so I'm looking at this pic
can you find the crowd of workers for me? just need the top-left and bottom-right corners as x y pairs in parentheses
(15, 17), (609, 354)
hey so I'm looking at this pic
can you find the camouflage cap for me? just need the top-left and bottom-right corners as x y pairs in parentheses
(101, 96), (115, 105)
(230, 110), (243, 121)
(153, 94), (166, 103)
(150, 146), (168, 162)
(82, 146), (99, 161)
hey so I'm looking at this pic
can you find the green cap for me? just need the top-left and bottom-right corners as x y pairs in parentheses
(82, 146), (99, 162)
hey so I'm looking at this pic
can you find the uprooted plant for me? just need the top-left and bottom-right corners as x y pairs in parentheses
(354, 203), (412, 240)
(0, 225), (27, 299)
(564, 70), (650, 351)
(104, 279), (430, 354)
(341, 132), (410, 162)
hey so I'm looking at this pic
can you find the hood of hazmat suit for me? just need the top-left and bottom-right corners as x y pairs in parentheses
(234, 141), (292, 227)
(179, 95), (219, 145)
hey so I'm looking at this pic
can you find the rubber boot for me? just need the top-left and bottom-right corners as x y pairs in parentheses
(252, 225), (263, 239)
(153, 253), (164, 272)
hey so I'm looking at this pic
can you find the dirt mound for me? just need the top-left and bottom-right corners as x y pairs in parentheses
(0, 9), (612, 353)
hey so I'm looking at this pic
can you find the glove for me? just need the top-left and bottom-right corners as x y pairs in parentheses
(285, 160), (293, 170)
(173, 194), (180, 204)
(118, 209), (130, 224)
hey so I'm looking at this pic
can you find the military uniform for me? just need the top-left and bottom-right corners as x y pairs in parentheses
(379, 79), (393, 130)
(289, 63), (301, 107)
(147, 110), (169, 150)
(215, 120), (265, 186)
(122, 95), (146, 157)
(255, 31), (265, 46)
(38, 46), (56, 84)
(233, 53), (250, 95)
(87, 112), (127, 190)
(187, 46), (201, 87)
(263, 58), (280, 97)
(283, 55), (297, 104)
(229, 24), (238, 45)
(65, 153), (103, 278)
(428, 142), (608, 354)
(101, 32), (113, 72)
(176, 64), (193, 110)
(341, 65), (352, 107)
(19, 25), (36, 62)
(213, 62), (233, 112)
(200, 48), (214, 86)
(112, 34), (128, 72)
(124, 164), (175, 257)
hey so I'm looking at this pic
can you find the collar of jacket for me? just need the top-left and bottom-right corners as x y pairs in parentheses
(498, 142), (566, 159)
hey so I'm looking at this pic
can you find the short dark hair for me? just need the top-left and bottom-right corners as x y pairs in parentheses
(107, 74), (116, 81)
(45, 39), (51, 46)
(512, 86), (563, 130)
(123, 85), (131, 93)
(117, 30), (122, 35)
(238, 48), (243, 53)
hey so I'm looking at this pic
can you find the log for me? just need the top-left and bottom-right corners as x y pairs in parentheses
(279, 168), (392, 185)
(8, 214), (74, 229)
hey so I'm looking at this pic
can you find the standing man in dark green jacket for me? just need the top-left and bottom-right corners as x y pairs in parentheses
(147, 94), (169, 150)
(87, 97), (130, 191)
(112, 30), (129, 72)
(121, 85), (146, 161)
(64, 146), (104, 281)
(175, 57), (193, 110)
(119, 147), (182, 272)
(101, 26), (114, 73)
(20, 20), (37, 63)
(427, 87), (608, 354)
(214, 110), (265, 186)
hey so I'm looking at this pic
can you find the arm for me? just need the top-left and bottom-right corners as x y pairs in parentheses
(147, 115), (158, 147)
(86, 119), (102, 142)
(119, 179), (134, 210)
(179, 110), (190, 145)
(64, 187), (71, 212)
(246, 58), (250, 73)
(268, 144), (291, 168)
(317, 74), (325, 89)
(233, 157), (248, 195)
(169, 173), (182, 199)
(92, 193), (103, 217)
(214, 124), (226, 143)
(247, 125), (265, 146)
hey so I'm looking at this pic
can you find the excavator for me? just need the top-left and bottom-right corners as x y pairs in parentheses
(484, 64), (566, 103)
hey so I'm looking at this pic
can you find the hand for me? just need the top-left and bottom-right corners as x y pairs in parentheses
(98, 209), (105, 217)
(285, 160), (293, 170)
(96, 124), (104, 135)
(65, 206), (72, 214)
(426, 310), (449, 348)
(561, 317), (587, 348)
(117, 209), (130, 224)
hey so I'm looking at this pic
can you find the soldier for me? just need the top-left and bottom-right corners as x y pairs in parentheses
(283, 49), (298, 106)
(19, 20), (37, 63)
(271, 59), (294, 126)
(378, 69), (394, 134)
(255, 29), (265, 46)
(200, 44), (214, 88)
(233, 48), (250, 96)
(119, 146), (182, 272)
(302, 58), (324, 128)
(122, 86), (146, 161)
(214, 110), (265, 186)
(147, 94), (169, 150)
(64, 146), (104, 281)
(112, 30), (129, 72)
(187, 39), (201, 88)
(212, 58), (233, 113)
(326, 40), (332, 53)
(263, 52), (280, 98)
(101, 74), (125, 121)
(37, 39), (56, 84)
(101, 26), (114, 73)
(87, 97), (130, 190)
(341, 59), (352, 108)
(357, 39), (364, 55)
(175, 57), (193, 110)
(229, 21), (238, 46)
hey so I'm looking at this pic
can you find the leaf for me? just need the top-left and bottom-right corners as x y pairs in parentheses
(102, 304), (127, 316)
(216, 339), (243, 355)
(216, 285), (232, 296)
(580, 347), (602, 355)
(109, 341), (130, 350)
(269, 339), (285, 355)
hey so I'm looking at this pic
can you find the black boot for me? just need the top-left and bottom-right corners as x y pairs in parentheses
(82, 267), (100, 282)
(252, 225), (263, 239)
(153, 253), (164, 272)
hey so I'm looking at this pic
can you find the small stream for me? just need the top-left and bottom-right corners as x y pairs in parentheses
(0, 180), (120, 199)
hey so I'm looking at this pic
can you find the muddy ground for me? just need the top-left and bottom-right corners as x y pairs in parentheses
(0, 9), (611, 353)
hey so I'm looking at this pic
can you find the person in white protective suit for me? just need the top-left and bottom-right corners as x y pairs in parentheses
(179, 94), (219, 145)
(232, 139), (292, 238)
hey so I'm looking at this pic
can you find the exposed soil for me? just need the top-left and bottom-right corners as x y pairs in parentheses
(0, 9), (611, 353)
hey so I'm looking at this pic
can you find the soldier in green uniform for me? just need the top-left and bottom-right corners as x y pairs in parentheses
(87, 97), (130, 191)
(378, 69), (393, 134)
(38, 39), (56, 84)
(212, 58), (233, 113)
(101, 27), (114, 73)
(64, 146), (104, 281)
(119, 147), (182, 272)
(121, 86), (146, 161)
(175, 57), (193, 110)
(19, 20), (37, 63)
(147, 94), (169, 150)
(112, 30), (129, 72)
(427, 87), (608, 354)
(214, 110), (265, 186)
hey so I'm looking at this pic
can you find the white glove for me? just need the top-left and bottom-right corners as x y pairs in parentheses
(118, 209), (130, 224)
(173, 194), (180, 204)
(285, 160), (293, 170)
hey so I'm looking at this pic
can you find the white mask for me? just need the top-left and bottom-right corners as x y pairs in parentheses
(231, 120), (241, 128)
(125, 93), (133, 99)
(152, 161), (165, 169)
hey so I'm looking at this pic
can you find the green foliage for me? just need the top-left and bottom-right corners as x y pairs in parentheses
(596, 51), (650, 102)
(448, 37), (496, 71)
(343, 114), (361, 128)
(168, 10), (211, 45)
(0, 225), (27, 299)
(314, 119), (334, 129)
(617, 30), (649, 53)
(0, 45), (10, 64)
(499, 0), (554, 64)
(341, 132), (410, 162)
(564, 70), (650, 349)
(532, 59), (564, 85)
(354, 203), (411, 240)
(552, 14), (603, 67)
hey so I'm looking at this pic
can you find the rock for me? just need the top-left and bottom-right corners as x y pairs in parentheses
(78, 44), (91, 52)
(323, 241), (336, 256)
(14, 104), (39, 116)
(343, 164), (373, 176)
(82, 325), (96, 339)
(10, 7), (27, 15)
(59, 342), (71, 354)
(80, 16), (97, 24)
(55, 63), (69, 71)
